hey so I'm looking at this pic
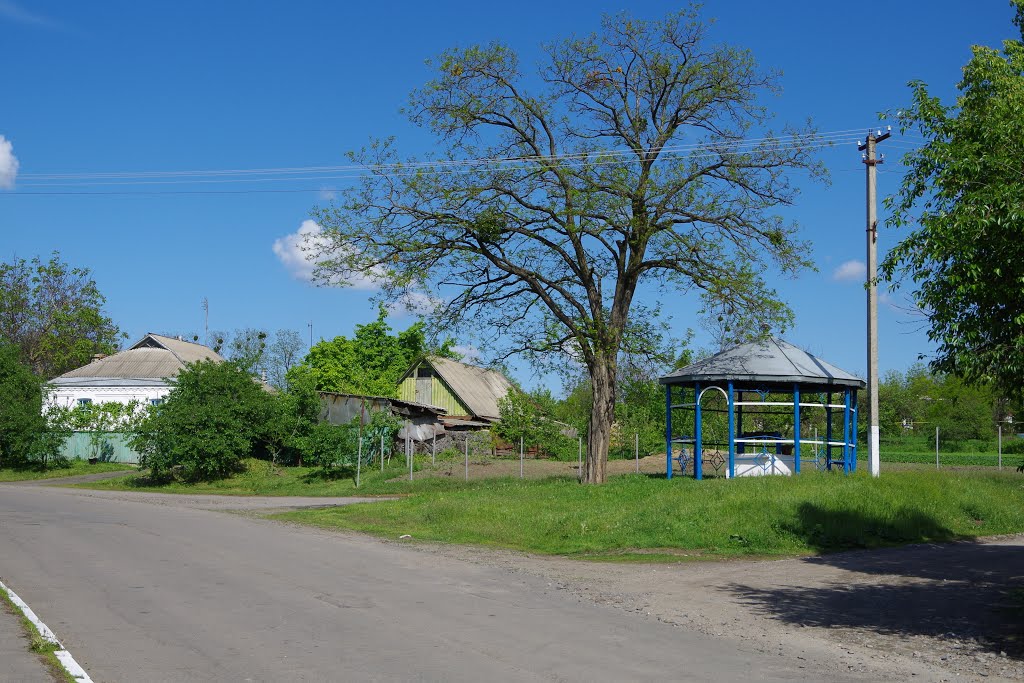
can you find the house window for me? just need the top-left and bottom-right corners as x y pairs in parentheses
(150, 399), (164, 406)
(417, 366), (434, 378)
(77, 398), (93, 407)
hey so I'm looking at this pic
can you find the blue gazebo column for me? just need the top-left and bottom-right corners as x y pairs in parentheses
(793, 384), (801, 474)
(852, 390), (859, 471)
(665, 384), (673, 480)
(694, 383), (703, 480)
(826, 390), (833, 471)
(843, 388), (851, 474)
(727, 382), (736, 478)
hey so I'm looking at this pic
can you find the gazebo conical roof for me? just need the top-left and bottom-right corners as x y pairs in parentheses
(659, 338), (865, 390)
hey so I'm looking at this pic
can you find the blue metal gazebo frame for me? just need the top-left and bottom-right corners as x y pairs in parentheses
(659, 339), (866, 479)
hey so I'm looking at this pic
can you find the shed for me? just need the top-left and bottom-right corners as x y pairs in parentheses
(397, 356), (514, 423)
(660, 338), (865, 479)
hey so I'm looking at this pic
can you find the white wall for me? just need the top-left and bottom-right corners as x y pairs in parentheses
(45, 385), (170, 411)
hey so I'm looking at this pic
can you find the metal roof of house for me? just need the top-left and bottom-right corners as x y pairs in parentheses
(51, 333), (223, 381)
(421, 356), (515, 421)
(660, 338), (865, 389)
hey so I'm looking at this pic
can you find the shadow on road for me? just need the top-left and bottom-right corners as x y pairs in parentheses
(728, 504), (1024, 658)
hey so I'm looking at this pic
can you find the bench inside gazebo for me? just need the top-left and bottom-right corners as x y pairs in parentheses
(659, 338), (866, 479)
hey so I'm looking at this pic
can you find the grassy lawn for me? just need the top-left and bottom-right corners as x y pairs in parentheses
(0, 460), (135, 482)
(74, 459), (487, 497)
(884, 451), (1020, 467)
(273, 469), (1024, 559)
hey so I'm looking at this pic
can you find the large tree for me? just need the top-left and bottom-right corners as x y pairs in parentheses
(882, 1), (1024, 399)
(0, 253), (123, 378)
(311, 9), (820, 482)
(300, 309), (433, 397)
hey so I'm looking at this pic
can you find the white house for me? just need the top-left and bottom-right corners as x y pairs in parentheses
(46, 333), (224, 410)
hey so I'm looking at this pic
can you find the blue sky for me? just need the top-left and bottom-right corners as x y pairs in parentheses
(0, 1), (1015, 389)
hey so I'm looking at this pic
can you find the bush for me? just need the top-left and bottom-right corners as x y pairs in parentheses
(0, 344), (66, 469)
(1002, 438), (1024, 455)
(129, 361), (276, 481)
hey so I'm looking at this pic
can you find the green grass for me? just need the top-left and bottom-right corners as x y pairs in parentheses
(273, 469), (1024, 559)
(0, 460), (135, 482)
(74, 458), (485, 497)
(883, 450), (1021, 467)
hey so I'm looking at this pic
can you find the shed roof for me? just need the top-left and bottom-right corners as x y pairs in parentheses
(51, 333), (223, 381)
(414, 356), (515, 421)
(660, 338), (865, 389)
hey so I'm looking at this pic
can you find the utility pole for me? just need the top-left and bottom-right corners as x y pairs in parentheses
(859, 127), (890, 478)
(202, 297), (209, 343)
(307, 322), (313, 349)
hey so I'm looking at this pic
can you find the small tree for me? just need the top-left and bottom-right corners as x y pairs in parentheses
(129, 361), (275, 481)
(0, 344), (66, 469)
(495, 390), (574, 459)
(0, 253), (123, 378)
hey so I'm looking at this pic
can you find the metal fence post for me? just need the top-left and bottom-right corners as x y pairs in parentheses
(635, 432), (639, 473)
(999, 424), (1003, 470)
(380, 433), (385, 473)
(409, 434), (413, 482)
(356, 437), (361, 488)
(432, 433), (436, 466)
(578, 436), (583, 482)
(935, 426), (940, 470)
(519, 436), (524, 479)
(464, 436), (469, 481)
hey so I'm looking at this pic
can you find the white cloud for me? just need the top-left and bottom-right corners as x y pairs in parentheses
(450, 344), (482, 364)
(832, 260), (866, 282)
(272, 219), (379, 289)
(0, 135), (19, 189)
(387, 290), (443, 316)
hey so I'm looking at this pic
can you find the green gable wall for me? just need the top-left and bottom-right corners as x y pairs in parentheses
(398, 365), (472, 417)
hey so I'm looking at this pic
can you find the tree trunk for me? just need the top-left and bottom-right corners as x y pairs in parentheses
(585, 358), (617, 484)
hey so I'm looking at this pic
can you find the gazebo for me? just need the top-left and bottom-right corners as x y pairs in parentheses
(660, 338), (866, 479)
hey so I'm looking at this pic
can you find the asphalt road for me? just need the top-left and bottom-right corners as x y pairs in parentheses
(0, 485), (861, 683)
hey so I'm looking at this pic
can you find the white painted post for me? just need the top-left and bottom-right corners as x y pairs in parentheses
(408, 432), (413, 482)
(999, 424), (1003, 470)
(356, 437), (361, 488)
(635, 432), (639, 474)
(935, 426), (940, 470)
(432, 433), (436, 466)
(520, 436), (524, 479)
(465, 436), (469, 481)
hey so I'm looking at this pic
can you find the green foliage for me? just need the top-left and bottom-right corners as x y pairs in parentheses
(129, 361), (276, 481)
(1001, 438), (1024, 455)
(495, 390), (576, 459)
(0, 252), (123, 378)
(882, 3), (1024, 398)
(0, 344), (66, 469)
(262, 364), (321, 465)
(298, 308), (435, 396)
(296, 422), (359, 472)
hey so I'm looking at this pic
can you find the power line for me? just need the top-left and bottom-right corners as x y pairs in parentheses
(1, 127), (900, 196)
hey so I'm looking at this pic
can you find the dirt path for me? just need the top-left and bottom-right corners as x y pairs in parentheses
(386, 534), (1024, 682)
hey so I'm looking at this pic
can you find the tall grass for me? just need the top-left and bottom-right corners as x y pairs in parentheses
(276, 470), (1024, 558)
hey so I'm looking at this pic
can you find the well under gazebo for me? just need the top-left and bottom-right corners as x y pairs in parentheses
(659, 338), (866, 479)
